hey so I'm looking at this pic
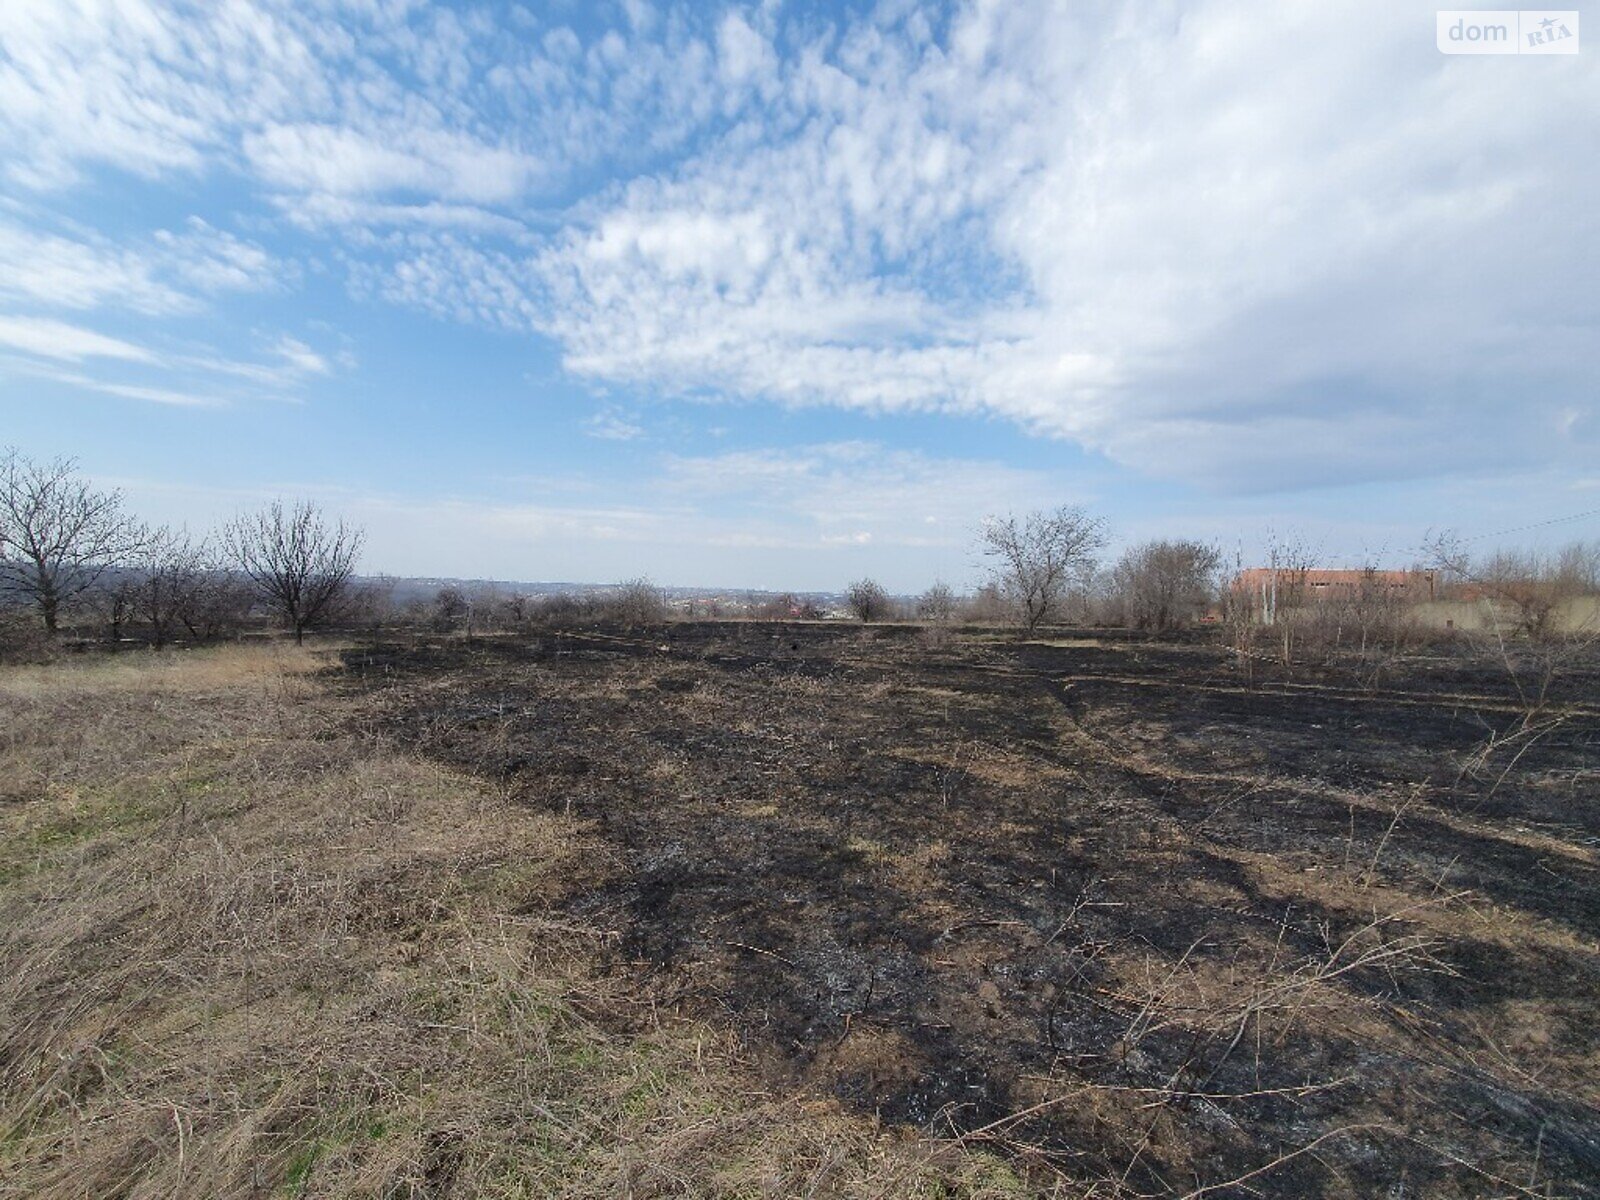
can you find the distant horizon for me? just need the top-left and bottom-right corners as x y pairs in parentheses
(346, 537), (1577, 601)
(23, 457), (1600, 597)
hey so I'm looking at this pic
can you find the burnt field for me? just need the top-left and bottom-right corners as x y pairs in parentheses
(350, 622), (1600, 1197)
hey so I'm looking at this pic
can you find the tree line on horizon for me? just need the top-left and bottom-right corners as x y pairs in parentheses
(2, 448), (1596, 652)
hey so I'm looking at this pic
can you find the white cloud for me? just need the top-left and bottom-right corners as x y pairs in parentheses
(583, 409), (645, 441)
(358, 236), (545, 331)
(0, 0), (724, 219)
(243, 122), (538, 205)
(86, 380), (217, 408)
(154, 219), (280, 294)
(0, 315), (156, 362)
(273, 335), (329, 376)
(0, 216), (281, 314)
(24, 368), (219, 408)
(0, 223), (186, 314)
(1, 1), (1592, 494)
(524, 2), (1600, 489)
(0, 0), (326, 187)
(274, 193), (532, 238)
(716, 13), (777, 90)
(1, 319), (339, 411)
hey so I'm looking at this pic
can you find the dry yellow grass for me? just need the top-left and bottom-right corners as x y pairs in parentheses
(0, 645), (1036, 1199)
(0, 640), (324, 700)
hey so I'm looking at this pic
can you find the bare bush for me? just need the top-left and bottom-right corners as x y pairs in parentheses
(1288, 565), (1426, 688)
(0, 450), (147, 633)
(962, 582), (1010, 624)
(979, 506), (1106, 632)
(751, 592), (790, 620)
(175, 564), (252, 643)
(529, 592), (588, 626)
(1108, 540), (1221, 631)
(501, 581), (662, 628)
(1219, 546), (1259, 682)
(1340, 566), (1420, 657)
(1430, 534), (1598, 640)
(500, 591), (531, 625)
(88, 568), (139, 645)
(1258, 534), (1319, 667)
(133, 529), (219, 647)
(1418, 537), (1600, 801)
(224, 500), (364, 643)
(846, 578), (893, 623)
(916, 581), (957, 623)
(1555, 540), (1600, 592)
(431, 584), (471, 633)
(751, 592), (823, 620)
(599, 577), (667, 625)
(682, 595), (724, 619)
(83, 534), (246, 648)
(0, 603), (51, 662)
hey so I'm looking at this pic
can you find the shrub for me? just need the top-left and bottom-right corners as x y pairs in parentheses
(846, 579), (893, 623)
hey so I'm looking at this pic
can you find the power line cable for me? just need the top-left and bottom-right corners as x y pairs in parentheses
(1446, 506), (1600, 545)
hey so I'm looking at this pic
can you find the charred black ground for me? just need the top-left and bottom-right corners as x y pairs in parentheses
(346, 623), (1600, 1197)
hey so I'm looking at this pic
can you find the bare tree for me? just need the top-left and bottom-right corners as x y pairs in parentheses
(1252, 533), (1317, 627)
(89, 569), (140, 646)
(916, 581), (957, 623)
(1554, 541), (1600, 594)
(0, 450), (147, 633)
(1220, 544), (1259, 682)
(431, 585), (470, 633)
(501, 591), (531, 625)
(1428, 534), (1598, 710)
(176, 564), (252, 643)
(1429, 534), (1598, 640)
(1340, 565), (1416, 658)
(1256, 533), (1319, 667)
(846, 578), (892, 623)
(132, 528), (216, 648)
(1110, 539), (1222, 631)
(979, 506), (1106, 632)
(223, 500), (364, 644)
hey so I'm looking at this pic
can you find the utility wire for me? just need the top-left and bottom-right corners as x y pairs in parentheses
(1444, 506), (1600, 545)
(1302, 505), (1599, 569)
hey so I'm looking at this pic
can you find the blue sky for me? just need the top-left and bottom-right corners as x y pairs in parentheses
(0, 0), (1596, 592)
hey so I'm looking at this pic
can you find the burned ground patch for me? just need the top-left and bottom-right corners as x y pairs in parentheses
(349, 624), (1600, 1197)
